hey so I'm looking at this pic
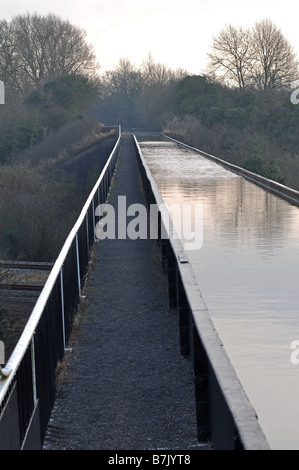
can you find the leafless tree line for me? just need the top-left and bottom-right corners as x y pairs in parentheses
(97, 53), (189, 128)
(0, 13), (99, 94)
(100, 53), (188, 97)
(207, 18), (299, 90)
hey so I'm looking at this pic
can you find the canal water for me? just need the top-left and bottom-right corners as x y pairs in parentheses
(137, 134), (299, 450)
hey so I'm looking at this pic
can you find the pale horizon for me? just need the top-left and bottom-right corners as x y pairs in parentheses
(1, 0), (299, 75)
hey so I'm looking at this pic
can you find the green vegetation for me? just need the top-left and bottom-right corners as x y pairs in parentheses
(97, 60), (299, 189)
(94, 55), (186, 130)
(0, 72), (101, 165)
(164, 75), (299, 188)
(0, 14), (108, 262)
(95, 29), (299, 190)
(0, 116), (112, 262)
(160, 19), (299, 189)
(1, 13), (299, 263)
(0, 67), (109, 262)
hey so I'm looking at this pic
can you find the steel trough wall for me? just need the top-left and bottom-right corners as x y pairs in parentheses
(133, 135), (270, 450)
(165, 135), (299, 208)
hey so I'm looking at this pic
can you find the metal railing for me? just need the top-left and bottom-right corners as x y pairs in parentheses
(133, 135), (270, 450)
(0, 126), (121, 450)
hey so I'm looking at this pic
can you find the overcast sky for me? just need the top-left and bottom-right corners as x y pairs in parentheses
(1, 0), (299, 74)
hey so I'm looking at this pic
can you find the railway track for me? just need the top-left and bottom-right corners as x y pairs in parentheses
(0, 261), (53, 271)
(0, 283), (43, 292)
(0, 260), (52, 292)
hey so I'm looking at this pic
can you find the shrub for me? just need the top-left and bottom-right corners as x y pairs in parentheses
(0, 164), (85, 261)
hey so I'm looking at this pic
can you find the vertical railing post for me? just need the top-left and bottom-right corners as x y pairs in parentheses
(92, 199), (96, 244)
(0, 130), (122, 450)
(177, 271), (190, 357)
(85, 212), (89, 252)
(31, 337), (37, 405)
(168, 244), (177, 309)
(192, 324), (210, 443)
(75, 233), (81, 298)
(60, 267), (66, 350)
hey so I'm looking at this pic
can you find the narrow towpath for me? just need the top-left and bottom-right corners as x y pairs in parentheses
(43, 135), (210, 450)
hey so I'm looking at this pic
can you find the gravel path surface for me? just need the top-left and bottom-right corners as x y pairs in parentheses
(43, 136), (211, 451)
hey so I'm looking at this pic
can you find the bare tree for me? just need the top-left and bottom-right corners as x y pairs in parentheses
(207, 19), (299, 90)
(0, 13), (99, 93)
(97, 58), (145, 128)
(138, 53), (188, 127)
(207, 24), (253, 88)
(101, 58), (143, 98)
(97, 54), (188, 129)
(141, 52), (188, 86)
(0, 20), (21, 92)
(251, 18), (299, 90)
(141, 52), (174, 86)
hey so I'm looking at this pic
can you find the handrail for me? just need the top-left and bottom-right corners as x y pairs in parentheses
(0, 132), (120, 385)
(0, 126), (121, 449)
(133, 135), (270, 450)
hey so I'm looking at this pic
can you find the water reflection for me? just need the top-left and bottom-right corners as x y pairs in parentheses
(139, 137), (299, 450)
